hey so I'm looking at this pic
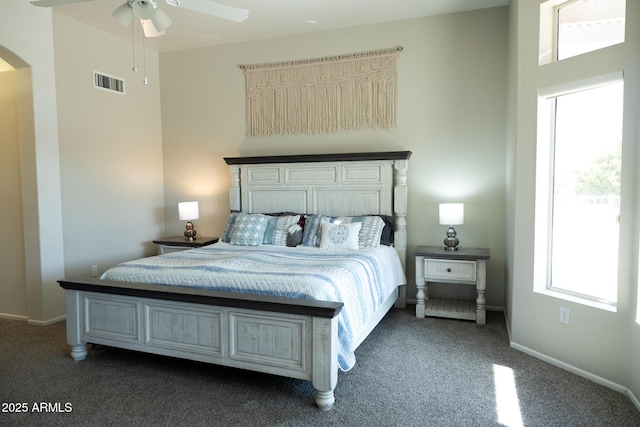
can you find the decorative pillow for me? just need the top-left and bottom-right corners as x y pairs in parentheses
(302, 214), (384, 248)
(286, 224), (303, 247)
(357, 216), (385, 248)
(221, 211), (240, 243)
(319, 221), (362, 250)
(263, 215), (301, 245)
(378, 215), (394, 246)
(301, 215), (333, 247)
(230, 213), (269, 246)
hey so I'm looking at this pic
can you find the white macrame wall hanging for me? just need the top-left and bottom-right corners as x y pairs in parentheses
(240, 47), (401, 137)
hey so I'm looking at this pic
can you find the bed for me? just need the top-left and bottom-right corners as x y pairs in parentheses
(59, 151), (411, 410)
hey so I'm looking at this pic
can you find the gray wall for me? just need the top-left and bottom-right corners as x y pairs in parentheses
(507, 0), (640, 396)
(0, 0), (65, 324)
(159, 7), (509, 309)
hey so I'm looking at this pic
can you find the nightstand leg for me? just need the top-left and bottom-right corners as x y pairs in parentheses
(476, 260), (487, 325)
(415, 256), (425, 318)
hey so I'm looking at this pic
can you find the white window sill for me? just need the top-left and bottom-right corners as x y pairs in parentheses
(534, 288), (617, 313)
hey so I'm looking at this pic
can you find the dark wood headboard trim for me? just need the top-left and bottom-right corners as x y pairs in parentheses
(224, 151), (412, 165)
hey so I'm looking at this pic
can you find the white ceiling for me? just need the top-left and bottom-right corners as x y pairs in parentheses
(45, 0), (509, 53)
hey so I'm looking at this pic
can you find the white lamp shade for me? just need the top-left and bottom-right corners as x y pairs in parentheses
(439, 203), (464, 225)
(178, 201), (199, 220)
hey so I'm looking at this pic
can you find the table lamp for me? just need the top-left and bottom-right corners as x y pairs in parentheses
(439, 203), (464, 251)
(178, 201), (199, 241)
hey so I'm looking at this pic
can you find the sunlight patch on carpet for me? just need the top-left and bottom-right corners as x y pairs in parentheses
(493, 364), (523, 427)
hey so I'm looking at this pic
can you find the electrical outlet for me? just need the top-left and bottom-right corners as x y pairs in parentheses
(560, 306), (570, 324)
(91, 265), (98, 277)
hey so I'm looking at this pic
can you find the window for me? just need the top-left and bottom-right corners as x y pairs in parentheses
(539, 0), (626, 65)
(542, 80), (623, 304)
(536, 0), (628, 309)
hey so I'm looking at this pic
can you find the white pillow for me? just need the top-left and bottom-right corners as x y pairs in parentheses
(319, 221), (362, 250)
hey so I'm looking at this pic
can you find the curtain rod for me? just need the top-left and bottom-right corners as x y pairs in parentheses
(238, 46), (403, 70)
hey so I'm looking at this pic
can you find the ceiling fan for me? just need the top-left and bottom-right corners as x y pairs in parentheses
(31, 0), (249, 37)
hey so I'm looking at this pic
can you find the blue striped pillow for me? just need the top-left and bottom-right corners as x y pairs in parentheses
(263, 215), (300, 245)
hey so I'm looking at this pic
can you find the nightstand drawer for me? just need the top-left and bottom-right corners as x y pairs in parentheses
(424, 259), (476, 282)
(158, 245), (191, 255)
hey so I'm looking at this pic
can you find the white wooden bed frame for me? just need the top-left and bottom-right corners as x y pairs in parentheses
(59, 151), (411, 410)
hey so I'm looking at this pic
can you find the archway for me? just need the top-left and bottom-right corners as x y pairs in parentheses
(0, 46), (33, 321)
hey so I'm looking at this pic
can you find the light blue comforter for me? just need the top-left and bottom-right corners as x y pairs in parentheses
(101, 242), (406, 371)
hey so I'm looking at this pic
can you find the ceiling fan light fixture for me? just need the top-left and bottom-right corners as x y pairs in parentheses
(150, 7), (173, 32)
(112, 3), (134, 28)
(132, 0), (156, 20)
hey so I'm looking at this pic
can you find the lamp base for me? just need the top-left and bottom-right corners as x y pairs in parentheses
(443, 226), (459, 251)
(184, 221), (197, 241)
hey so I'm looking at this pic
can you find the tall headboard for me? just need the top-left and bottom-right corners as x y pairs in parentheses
(224, 151), (411, 268)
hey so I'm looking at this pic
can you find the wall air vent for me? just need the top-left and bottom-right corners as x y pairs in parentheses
(93, 71), (125, 94)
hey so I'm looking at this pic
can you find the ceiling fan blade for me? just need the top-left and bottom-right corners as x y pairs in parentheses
(150, 8), (173, 32)
(164, 0), (249, 23)
(112, 3), (133, 28)
(31, 0), (96, 7)
(142, 20), (166, 37)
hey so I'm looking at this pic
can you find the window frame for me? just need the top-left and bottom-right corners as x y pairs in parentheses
(539, 0), (626, 65)
(551, 0), (580, 62)
(534, 72), (623, 312)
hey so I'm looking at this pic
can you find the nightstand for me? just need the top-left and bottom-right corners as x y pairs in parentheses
(153, 236), (219, 255)
(414, 245), (490, 324)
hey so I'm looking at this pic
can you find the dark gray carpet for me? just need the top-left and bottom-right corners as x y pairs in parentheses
(1, 308), (639, 426)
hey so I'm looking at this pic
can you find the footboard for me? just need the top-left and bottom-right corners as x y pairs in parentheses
(59, 278), (343, 410)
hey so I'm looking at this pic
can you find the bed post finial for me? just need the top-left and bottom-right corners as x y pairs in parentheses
(229, 165), (241, 212)
(393, 158), (408, 309)
(393, 158), (408, 267)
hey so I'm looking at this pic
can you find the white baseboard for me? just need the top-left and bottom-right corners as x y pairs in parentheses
(28, 314), (66, 326)
(0, 312), (66, 325)
(503, 310), (512, 341)
(0, 313), (29, 322)
(496, 311), (639, 412)
(416, 308), (640, 411)
(626, 388), (640, 412)
(510, 340), (640, 411)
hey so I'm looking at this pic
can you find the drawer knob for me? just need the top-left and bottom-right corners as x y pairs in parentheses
(447, 268), (452, 272)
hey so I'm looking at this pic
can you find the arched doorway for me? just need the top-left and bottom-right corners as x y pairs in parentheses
(0, 47), (32, 320)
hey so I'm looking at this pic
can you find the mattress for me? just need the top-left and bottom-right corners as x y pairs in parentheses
(101, 242), (406, 370)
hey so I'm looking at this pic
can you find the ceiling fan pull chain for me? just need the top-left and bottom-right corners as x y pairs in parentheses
(142, 29), (148, 85)
(131, 7), (137, 72)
